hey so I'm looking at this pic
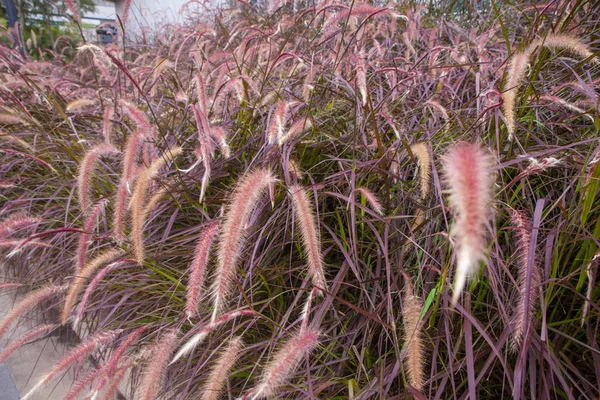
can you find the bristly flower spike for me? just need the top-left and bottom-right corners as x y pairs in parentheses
(442, 142), (495, 305)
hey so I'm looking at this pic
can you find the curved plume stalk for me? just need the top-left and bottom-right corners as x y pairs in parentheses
(121, 100), (150, 133)
(62, 249), (124, 324)
(0, 285), (66, 340)
(503, 34), (596, 140)
(211, 169), (276, 321)
(65, 0), (79, 22)
(130, 147), (182, 264)
(138, 329), (178, 400)
(278, 118), (312, 146)
(442, 142), (495, 305)
(510, 209), (541, 351)
(248, 328), (320, 399)
(22, 329), (122, 400)
(195, 73), (209, 115)
(78, 144), (118, 211)
(402, 280), (425, 391)
(200, 336), (244, 400)
(186, 221), (221, 319)
(289, 184), (327, 294)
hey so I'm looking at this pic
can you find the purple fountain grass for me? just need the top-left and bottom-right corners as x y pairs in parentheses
(210, 125), (231, 158)
(186, 221), (221, 319)
(62, 249), (124, 324)
(64, 366), (101, 400)
(22, 329), (122, 400)
(195, 73), (209, 115)
(90, 326), (147, 398)
(0, 324), (58, 364)
(289, 184), (328, 294)
(65, 98), (97, 114)
(278, 118), (312, 146)
(0, 213), (40, 240)
(121, 100), (151, 133)
(246, 327), (320, 399)
(509, 209), (541, 352)
(200, 336), (244, 400)
(410, 142), (431, 200)
(503, 33), (596, 140)
(65, 0), (79, 22)
(99, 359), (134, 400)
(0, 284), (67, 340)
(353, 52), (367, 105)
(441, 142), (495, 305)
(0, 282), (22, 290)
(268, 101), (289, 145)
(172, 310), (256, 364)
(402, 280), (425, 391)
(102, 105), (114, 145)
(75, 199), (106, 275)
(211, 168), (276, 321)
(78, 143), (118, 212)
(356, 186), (383, 216)
(130, 146), (182, 264)
(121, 131), (144, 183)
(74, 259), (131, 328)
(138, 329), (179, 400)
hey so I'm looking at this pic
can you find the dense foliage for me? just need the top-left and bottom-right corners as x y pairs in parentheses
(0, 0), (599, 399)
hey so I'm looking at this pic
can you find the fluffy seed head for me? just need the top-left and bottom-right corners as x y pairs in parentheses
(403, 280), (425, 390)
(78, 144), (118, 211)
(138, 329), (179, 400)
(200, 336), (244, 400)
(249, 328), (320, 399)
(442, 142), (495, 305)
(290, 184), (327, 294)
(211, 169), (276, 321)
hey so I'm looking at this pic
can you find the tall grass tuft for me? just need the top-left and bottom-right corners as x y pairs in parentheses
(77, 144), (118, 212)
(442, 142), (495, 305)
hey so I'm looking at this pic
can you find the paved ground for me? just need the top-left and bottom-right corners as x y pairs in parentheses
(0, 291), (75, 400)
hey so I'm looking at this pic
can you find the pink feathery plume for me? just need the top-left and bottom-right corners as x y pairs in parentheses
(441, 142), (495, 305)
(267, 101), (289, 145)
(211, 169), (276, 321)
(22, 329), (122, 400)
(172, 310), (256, 364)
(78, 144), (118, 212)
(0, 214), (41, 240)
(246, 328), (320, 399)
(353, 52), (367, 105)
(200, 336), (244, 400)
(186, 221), (221, 319)
(0, 324), (58, 364)
(75, 200), (107, 275)
(138, 329), (179, 400)
(0, 284), (66, 340)
(121, 0), (132, 27)
(356, 186), (384, 215)
(290, 184), (327, 294)
(510, 209), (541, 351)
(102, 106), (114, 145)
(65, 0), (79, 22)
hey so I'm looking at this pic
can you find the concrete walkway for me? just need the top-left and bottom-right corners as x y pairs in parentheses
(0, 291), (75, 400)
